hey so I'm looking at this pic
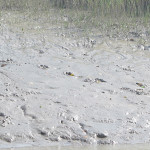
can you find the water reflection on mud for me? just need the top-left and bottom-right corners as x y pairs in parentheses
(1, 144), (150, 150)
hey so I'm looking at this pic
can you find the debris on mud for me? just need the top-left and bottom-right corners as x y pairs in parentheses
(84, 78), (92, 83)
(95, 78), (106, 83)
(0, 59), (13, 68)
(65, 72), (75, 76)
(136, 83), (145, 88)
(121, 87), (150, 95)
(97, 133), (108, 138)
(83, 78), (106, 83)
(0, 59), (13, 63)
(38, 65), (49, 69)
(129, 39), (134, 42)
(1, 64), (7, 67)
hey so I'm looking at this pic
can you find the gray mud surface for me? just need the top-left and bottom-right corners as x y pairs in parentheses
(0, 8), (150, 148)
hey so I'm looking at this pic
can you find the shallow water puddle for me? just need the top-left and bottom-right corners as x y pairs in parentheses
(1, 145), (150, 150)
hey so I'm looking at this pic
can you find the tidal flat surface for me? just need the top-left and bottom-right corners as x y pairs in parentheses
(1, 144), (150, 150)
(0, 1), (150, 148)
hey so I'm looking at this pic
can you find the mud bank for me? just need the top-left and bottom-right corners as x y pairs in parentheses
(0, 8), (150, 148)
(1, 144), (150, 150)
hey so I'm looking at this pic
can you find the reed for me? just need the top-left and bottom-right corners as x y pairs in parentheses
(1, 0), (149, 17)
(50, 0), (150, 17)
(0, 0), (51, 11)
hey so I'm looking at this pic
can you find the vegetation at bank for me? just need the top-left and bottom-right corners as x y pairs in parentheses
(50, 0), (150, 17)
(0, 0), (149, 17)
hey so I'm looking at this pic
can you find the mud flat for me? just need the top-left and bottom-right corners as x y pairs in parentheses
(0, 6), (150, 148)
(1, 144), (150, 150)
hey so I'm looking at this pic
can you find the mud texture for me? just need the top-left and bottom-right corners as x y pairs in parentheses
(0, 8), (150, 148)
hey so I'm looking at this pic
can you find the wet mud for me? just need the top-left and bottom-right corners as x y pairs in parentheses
(0, 7), (150, 148)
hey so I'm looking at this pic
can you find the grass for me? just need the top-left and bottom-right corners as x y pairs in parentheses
(48, 0), (149, 40)
(50, 0), (150, 17)
(0, 0), (149, 42)
(1, 0), (149, 18)
(0, 0), (51, 11)
(49, 0), (150, 40)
